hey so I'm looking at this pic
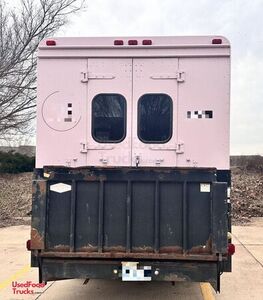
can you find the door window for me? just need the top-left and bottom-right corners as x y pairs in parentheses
(92, 94), (126, 143)
(138, 94), (173, 143)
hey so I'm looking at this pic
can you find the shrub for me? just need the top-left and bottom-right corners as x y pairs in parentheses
(0, 151), (35, 173)
(230, 155), (263, 171)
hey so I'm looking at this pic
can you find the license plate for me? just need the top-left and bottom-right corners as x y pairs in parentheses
(121, 262), (152, 281)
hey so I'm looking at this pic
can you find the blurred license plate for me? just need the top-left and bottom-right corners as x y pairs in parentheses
(121, 262), (152, 281)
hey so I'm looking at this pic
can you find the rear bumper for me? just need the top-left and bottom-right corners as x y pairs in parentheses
(39, 257), (219, 289)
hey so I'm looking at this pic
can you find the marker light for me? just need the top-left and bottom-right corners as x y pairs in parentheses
(142, 39), (152, 45)
(46, 40), (56, 46)
(212, 38), (222, 44)
(228, 243), (235, 255)
(114, 40), (124, 45)
(26, 239), (31, 251)
(128, 40), (138, 45)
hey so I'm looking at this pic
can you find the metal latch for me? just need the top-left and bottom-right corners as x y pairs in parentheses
(150, 71), (185, 82)
(81, 72), (115, 83)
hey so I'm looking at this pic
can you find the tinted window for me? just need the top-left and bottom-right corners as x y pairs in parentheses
(92, 94), (126, 143)
(138, 94), (173, 143)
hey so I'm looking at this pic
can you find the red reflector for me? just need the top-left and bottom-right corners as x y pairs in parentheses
(212, 38), (222, 44)
(228, 243), (235, 255)
(128, 40), (138, 45)
(114, 40), (124, 45)
(142, 39), (152, 45)
(26, 239), (31, 251)
(46, 40), (56, 46)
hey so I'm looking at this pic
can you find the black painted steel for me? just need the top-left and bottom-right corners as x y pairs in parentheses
(31, 167), (229, 291)
(41, 258), (218, 289)
(32, 167), (228, 255)
(217, 169), (231, 187)
(69, 180), (76, 252)
(212, 182), (228, 253)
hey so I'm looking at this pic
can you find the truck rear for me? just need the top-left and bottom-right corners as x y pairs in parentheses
(28, 36), (234, 291)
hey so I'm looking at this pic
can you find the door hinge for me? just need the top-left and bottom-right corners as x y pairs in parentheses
(149, 142), (184, 153)
(81, 72), (88, 83)
(135, 155), (140, 167)
(176, 142), (184, 154)
(150, 71), (185, 82)
(176, 71), (185, 82)
(150, 145), (177, 150)
(81, 72), (115, 83)
(80, 142), (88, 153)
(80, 141), (115, 151)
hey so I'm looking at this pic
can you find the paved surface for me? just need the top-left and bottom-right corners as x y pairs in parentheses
(0, 218), (262, 300)
(216, 218), (263, 300)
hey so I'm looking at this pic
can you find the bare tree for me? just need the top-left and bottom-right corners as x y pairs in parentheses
(0, 0), (85, 139)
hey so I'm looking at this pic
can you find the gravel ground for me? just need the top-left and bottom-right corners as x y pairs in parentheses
(0, 169), (262, 227)
(0, 172), (32, 227)
(231, 168), (263, 224)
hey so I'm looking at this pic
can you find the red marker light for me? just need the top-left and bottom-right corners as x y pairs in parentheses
(142, 39), (152, 45)
(114, 40), (124, 45)
(212, 38), (222, 44)
(128, 40), (138, 45)
(46, 40), (56, 46)
(228, 243), (235, 255)
(26, 239), (31, 251)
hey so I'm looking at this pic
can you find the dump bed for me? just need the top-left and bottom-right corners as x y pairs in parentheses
(32, 167), (227, 258)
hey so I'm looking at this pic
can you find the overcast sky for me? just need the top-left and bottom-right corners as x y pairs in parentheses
(58, 0), (263, 155)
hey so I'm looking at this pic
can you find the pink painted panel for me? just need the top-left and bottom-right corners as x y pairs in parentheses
(85, 58), (132, 167)
(177, 57), (230, 169)
(36, 36), (230, 169)
(132, 58), (178, 167)
(36, 58), (87, 168)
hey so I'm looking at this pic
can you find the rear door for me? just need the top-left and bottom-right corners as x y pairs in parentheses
(132, 58), (179, 167)
(85, 58), (181, 167)
(85, 58), (132, 167)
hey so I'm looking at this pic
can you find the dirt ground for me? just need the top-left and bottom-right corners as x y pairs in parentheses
(231, 168), (263, 224)
(0, 167), (262, 227)
(0, 172), (32, 227)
